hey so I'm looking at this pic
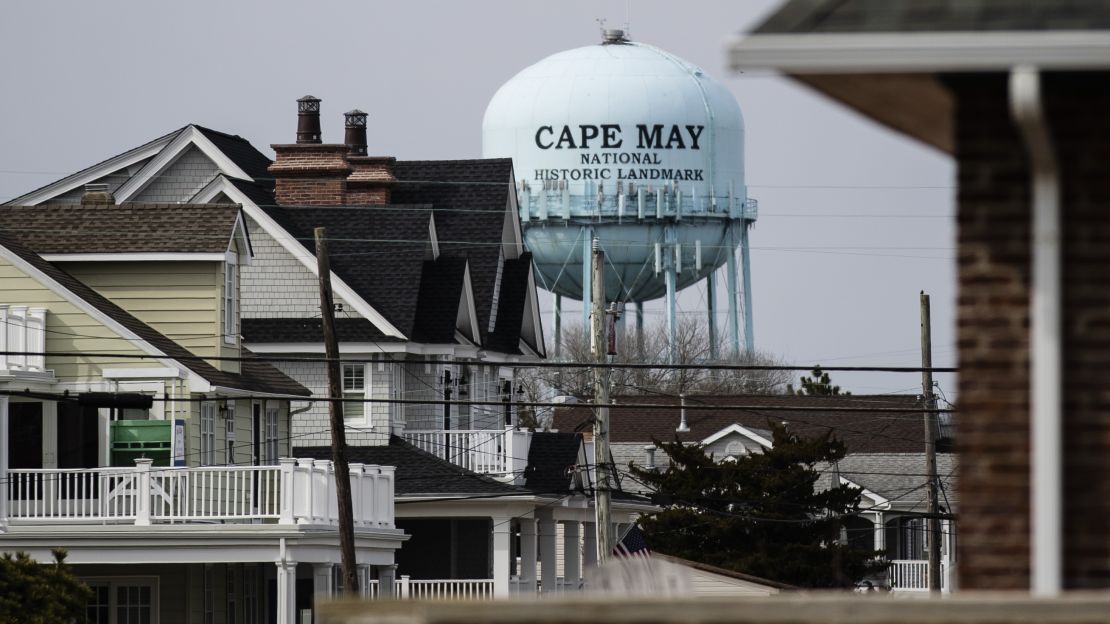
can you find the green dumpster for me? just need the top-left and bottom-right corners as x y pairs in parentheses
(110, 420), (172, 467)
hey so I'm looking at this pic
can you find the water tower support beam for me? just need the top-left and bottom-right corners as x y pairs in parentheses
(740, 221), (755, 353)
(707, 270), (718, 361)
(581, 226), (593, 332)
(664, 227), (678, 365)
(635, 302), (644, 353)
(553, 294), (563, 359)
(726, 223), (741, 358)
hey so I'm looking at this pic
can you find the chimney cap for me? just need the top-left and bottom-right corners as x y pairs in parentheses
(345, 110), (368, 126)
(297, 95), (321, 112)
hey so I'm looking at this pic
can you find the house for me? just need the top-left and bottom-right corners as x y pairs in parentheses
(553, 393), (957, 591)
(5, 97), (653, 602)
(0, 197), (404, 624)
(728, 0), (1110, 593)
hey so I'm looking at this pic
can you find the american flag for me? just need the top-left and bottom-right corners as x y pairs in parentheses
(612, 524), (652, 558)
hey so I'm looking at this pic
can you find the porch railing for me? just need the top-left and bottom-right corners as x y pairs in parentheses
(5, 458), (394, 528)
(889, 559), (950, 592)
(396, 576), (494, 600)
(401, 427), (531, 481)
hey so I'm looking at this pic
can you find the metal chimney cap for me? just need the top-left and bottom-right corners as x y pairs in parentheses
(602, 29), (627, 44)
(297, 95), (321, 112)
(344, 109), (368, 126)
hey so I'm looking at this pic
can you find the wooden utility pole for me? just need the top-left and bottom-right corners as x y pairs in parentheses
(591, 238), (614, 563)
(315, 227), (359, 595)
(920, 291), (941, 593)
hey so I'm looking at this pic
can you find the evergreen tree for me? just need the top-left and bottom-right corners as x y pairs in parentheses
(630, 423), (885, 588)
(0, 549), (91, 624)
(786, 366), (850, 396)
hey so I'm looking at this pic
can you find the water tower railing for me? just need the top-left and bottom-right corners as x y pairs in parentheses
(518, 188), (757, 222)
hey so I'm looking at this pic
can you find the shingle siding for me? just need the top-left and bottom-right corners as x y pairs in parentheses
(133, 146), (219, 203)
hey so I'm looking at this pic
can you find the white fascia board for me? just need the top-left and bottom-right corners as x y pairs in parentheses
(504, 172), (524, 259)
(5, 132), (173, 206)
(459, 262), (482, 345)
(199, 181), (406, 340)
(727, 30), (1110, 74)
(228, 210), (253, 266)
(41, 252), (227, 262)
(428, 214), (440, 259)
(700, 423), (773, 449)
(102, 367), (183, 379)
(840, 476), (889, 509)
(522, 268), (545, 358)
(0, 244), (203, 389)
(115, 126), (252, 202)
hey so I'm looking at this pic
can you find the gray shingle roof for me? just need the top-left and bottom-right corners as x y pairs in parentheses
(816, 453), (958, 512)
(0, 204), (243, 254)
(241, 317), (403, 344)
(755, 0), (1110, 34)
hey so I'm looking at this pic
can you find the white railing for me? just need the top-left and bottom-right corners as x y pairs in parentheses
(889, 559), (950, 592)
(6, 458), (395, 528)
(401, 427), (531, 481)
(0, 305), (46, 373)
(397, 576), (494, 600)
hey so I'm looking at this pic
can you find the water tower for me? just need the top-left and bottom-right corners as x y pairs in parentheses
(482, 30), (756, 359)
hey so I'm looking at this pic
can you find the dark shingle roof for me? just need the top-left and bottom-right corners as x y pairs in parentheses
(261, 204), (434, 337)
(0, 204), (242, 254)
(228, 177), (277, 207)
(294, 437), (525, 496)
(391, 159), (515, 347)
(0, 228), (309, 396)
(552, 394), (932, 454)
(241, 317), (402, 344)
(411, 256), (467, 344)
(486, 253), (533, 354)
(815, 453), (958, 511)
(195, 126), (274, 180)
(523, 431), (582, 494)
(755, 0), (1110, 34)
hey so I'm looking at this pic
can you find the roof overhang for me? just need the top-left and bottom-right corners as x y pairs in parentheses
(727, 30), (1110, 154)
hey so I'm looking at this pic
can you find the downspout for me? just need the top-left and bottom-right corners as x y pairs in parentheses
(1009, 66), (1061, 596)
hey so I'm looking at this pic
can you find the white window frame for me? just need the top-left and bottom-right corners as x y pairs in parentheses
(264, 402), (280, 464)
(223, 253), (238, 345)
(201, 402), (217, 466)
(83, 577), (160, 624)
(342, 363), (370, 426)
(225, 404), (236, 465)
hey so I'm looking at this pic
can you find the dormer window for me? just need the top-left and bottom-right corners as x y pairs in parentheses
(223, 255), (238, 345)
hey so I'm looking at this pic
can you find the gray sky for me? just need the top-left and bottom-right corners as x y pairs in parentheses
(0, 0), (955, 396)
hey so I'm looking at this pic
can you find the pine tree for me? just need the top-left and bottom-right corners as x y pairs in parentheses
(786, 366), (850, 396)
(0, 549), (91, 624)
(630, 423), (885, 588)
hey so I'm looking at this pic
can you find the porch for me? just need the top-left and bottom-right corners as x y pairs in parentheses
(400, 427), (532, 483)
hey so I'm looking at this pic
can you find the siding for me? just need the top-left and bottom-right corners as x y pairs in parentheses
(43, 163), (142, 204)
(133, 145), (220, 203)
(282, 358), (390, 447)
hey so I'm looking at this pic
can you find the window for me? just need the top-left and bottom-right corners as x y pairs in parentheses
(84, 579), (157, 624)
(201, 402), (217, 466)
(243, 565), (258, 624)
(225, 405), (236, 465)
(264, 403), (280, 464)
(223, 255), (238, 345)
(343, 364), (367, 423)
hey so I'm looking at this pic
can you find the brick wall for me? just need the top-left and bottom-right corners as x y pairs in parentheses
(952, 72), (1110, 590)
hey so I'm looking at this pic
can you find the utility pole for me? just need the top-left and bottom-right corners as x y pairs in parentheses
(315, 227), (359, 595)
(920, 291), (941, 593)
(591, 238), (614, 563)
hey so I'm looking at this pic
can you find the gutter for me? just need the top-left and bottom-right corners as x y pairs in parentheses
(1009, 66), (1062, 596)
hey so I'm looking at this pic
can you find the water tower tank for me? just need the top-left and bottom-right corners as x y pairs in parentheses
(482, 31), (756, 353)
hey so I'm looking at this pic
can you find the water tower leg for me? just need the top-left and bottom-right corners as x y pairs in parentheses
(635, 302), (644, 354)
(726, 223), (742, 359)
(706, 270), (718, 361)
(553, 294), (563, 359)
(664, 228), (678, 365)
(582, 227), (592, 332)
(740, 221), (755, 353)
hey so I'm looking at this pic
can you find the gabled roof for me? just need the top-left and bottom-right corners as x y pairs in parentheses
(487, 253), (535, 354)
(295, 437), (525, 497)
(0, 228), (308, 396)
(411, 255), (468, 344)
(0, 204), (245, 255)
(816, 453), (959, 512)
(553, 394), (933, 454)
(193, 126), (273, 180)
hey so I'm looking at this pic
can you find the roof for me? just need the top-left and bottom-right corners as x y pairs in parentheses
(411, 256), (468, 344)
(486, 253), (533, 354)
(294, 437), (525, 497)
(0, 227), (309, 396)
(755, 1), (1110, 34)
(241, 317), (403, 344)
(552, 394), (934, 454)
(523, 431), (583, 494)
(0, 204), (243, 254)
(817, 453), (958, 512)
(194, 126), (273, 180)
(391, 159), (515, 346)
(652, 553), (797, 591)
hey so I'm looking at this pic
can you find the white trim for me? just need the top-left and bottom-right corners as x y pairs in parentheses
(192, 177), (406, 340)
(521, 268), (545, 357)
(102, 367), (183, 379)
(727, 30), (1110, 73)
(459, 262), (482, 344)
(224, 251), (239, 346)
(114, 126), (252, 202)
(4, 131), (174, 206)
(40, 252), (228, 262)
(428, 215), (440, 259)
(839, 476), (889, 509)
(0, 242), (207, 390)
(229, 210), (254, 266)
(699, 423), (773, 449)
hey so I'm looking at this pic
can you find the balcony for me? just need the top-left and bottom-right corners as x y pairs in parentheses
(400, 427), (532, 483)
(0, 305), (47, 376)
(888, 559), (951, 592)
(4, 458), (394, 528)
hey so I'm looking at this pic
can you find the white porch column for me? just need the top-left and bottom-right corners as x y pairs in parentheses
(872, 512), (885, 554)
(357, 565), (371, 597)
(134, 458), (152, 526)
(519, 516), (537, 592)
(313, 563), (334, 598)
(582, 522), (597, 569)
(0, 396), (8, 532)
(491, 516), (512, 598)
(377, 564), (397, 598)
(276, 561), (297, 624)
(562, 521), (581, 591)
(537, 510), (557, 593)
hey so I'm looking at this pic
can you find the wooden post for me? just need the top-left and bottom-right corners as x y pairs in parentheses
(920, 291), (941, 593)
(315, 227), (359, 595)
(591, 238), (614, 562)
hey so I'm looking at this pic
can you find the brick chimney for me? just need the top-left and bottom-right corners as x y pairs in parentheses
(269, 96), (351, 206)
(344, 109), (394, 206)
